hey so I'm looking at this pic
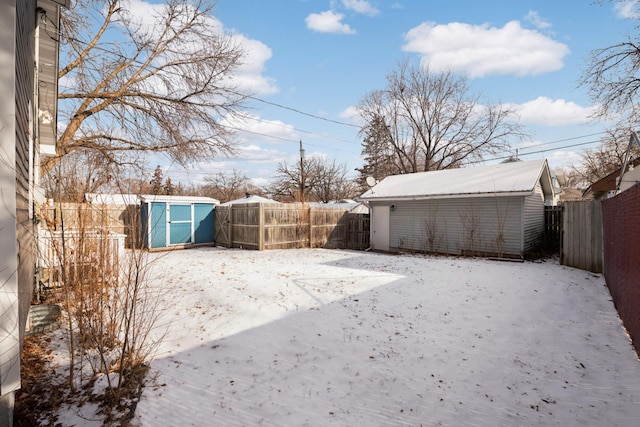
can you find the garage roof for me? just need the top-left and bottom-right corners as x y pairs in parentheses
(359, 159), (553, 201)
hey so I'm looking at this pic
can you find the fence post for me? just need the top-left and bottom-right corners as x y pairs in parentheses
(307, 206), (312, 248)
(229, 205), (234, 248)
(258, 203), (264, 251)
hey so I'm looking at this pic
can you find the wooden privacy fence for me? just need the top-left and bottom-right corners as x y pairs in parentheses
(543, 205), (562, 252)
(36, 227), (126, 301)
(214, 203), (369, 250)
(560, 200), (603, 273)
(40, 202), (140, 248)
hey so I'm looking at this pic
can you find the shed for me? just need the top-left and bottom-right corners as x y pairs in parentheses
(140, 195), (220, 250)
(359, 159), (554, 258)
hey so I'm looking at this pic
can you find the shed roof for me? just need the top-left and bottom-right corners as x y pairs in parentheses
(85, 193), (140, 205)
(139, 195), (220, 204)
(359, 159), (552, 201)
(221, 195), (279, 205)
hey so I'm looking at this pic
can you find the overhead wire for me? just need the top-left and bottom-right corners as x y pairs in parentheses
(50, 14), (617, 181)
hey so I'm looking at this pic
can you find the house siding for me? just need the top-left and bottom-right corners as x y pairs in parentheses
(1, 0), (37, 412)
(384, 196), (524, 257)
(523, 181), (545, 251)
(16, 0), (37, 350)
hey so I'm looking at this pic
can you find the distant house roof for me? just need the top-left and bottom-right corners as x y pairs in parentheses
(85, 193), (140, 205)
(138, 195), (220, 204)
(307, 200), (360, 210)
(349, 202), (369, 214)
(221, 194), (279, 205)
(582, 158), (640, 200)
(359, 159), (553, 201)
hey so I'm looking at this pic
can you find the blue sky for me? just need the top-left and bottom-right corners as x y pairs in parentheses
(152, 0), (637, 187)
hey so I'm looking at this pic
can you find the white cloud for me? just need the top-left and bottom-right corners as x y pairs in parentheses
(524, 10), (551, 29)
(342, 0), (380, 16)
(339, 105), (365, 126)
(614, 0), (639, 18)
(306, 11), (356, 34)
(172, 112), (302, 185)
(228, 36), (279, 95)
(222, 113), (299, 145)
(118, 0), (278, 95)
(546, 150), (584, 168)
(402, 21), (569, 78)
(237, 144), (287, 163)
(509, 96), (596, 126)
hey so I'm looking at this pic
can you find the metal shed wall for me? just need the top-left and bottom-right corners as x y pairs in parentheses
(382, 195), (525, 257)
(142, 201), (215, 249)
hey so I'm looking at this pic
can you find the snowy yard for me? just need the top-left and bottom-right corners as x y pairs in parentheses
(120, 248), (640, 426)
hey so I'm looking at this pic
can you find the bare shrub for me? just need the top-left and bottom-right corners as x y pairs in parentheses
(37, 200), (165, 421)
(460, 208), (483, 256)
(423, 205), (441, 254)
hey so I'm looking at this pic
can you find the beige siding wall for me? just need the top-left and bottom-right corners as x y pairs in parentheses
(16, 0), (37, 347)
(1, 0), (37, 401)
(523, 182), (545, 251)
(387, 196), (524, 257)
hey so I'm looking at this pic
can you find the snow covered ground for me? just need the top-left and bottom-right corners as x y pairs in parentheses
(124, 248), (640, 426)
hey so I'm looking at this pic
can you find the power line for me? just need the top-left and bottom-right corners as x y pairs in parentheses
(230, 91), (360, 129)
(53, 18), (614, 166)
(231, 112), (360, 144)
(224, 125), (361, 155)
(522, 131), (609, 148)
(518, 139), (602, 157)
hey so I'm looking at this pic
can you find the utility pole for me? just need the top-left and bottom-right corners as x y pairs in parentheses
(299, 140), (306, 204)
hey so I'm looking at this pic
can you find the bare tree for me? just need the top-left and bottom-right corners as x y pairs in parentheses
(582, 38), (640, 121)
(308, 158), (358, 203)
(269, 160), (307, 202)
(573, 128), (640, 184)
(356, 61), (524, 177)
(43, 0), (246, 175)
(270, 156), (357, 203)
(199, 169), (260, 202)
(43, 149), (120, 201)
(581, 0), (640, 122)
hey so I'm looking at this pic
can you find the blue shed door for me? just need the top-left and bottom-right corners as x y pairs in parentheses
(169, 204), (192, 245)
(194, 204), (214, 244)
(150, 202), (167, 249)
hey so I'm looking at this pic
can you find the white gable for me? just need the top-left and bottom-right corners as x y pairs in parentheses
(360, 159), (551, 201)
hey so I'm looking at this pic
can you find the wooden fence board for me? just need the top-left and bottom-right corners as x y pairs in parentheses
(346, 213), (370, 250)
(561, 200), (603, 273)
(212, 204), (370, 250)
(42, 202), (140, 248)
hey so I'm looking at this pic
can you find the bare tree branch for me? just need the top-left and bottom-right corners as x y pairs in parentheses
(356, 61), (524, 179)
(43, 0), (247, 176)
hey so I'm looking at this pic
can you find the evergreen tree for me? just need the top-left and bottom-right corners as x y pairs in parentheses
(150, 166), (164, 195)
(164, 177), (176, 195)
(355, 115), (398, 189)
